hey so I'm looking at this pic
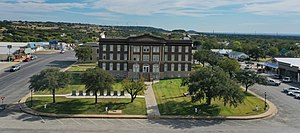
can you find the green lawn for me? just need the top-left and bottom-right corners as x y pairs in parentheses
(34, 82), (125, 95)
(26, 97), (146, 115)
(66, 66), (89, 72)
(75, 62), (97, 67)
(153, 79), (267, 116)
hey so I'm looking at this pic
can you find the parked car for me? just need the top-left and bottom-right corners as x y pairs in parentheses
(283, 87), (300, 93)
(282, 77), (292, 83)
(295, 94), (300, 99)
(266, 79), (281, 86)
(287, 91), (300, 96)
(10, 65), (21, 72)
(244, 65), (252, 70)
(23, 58), (31, 62)
(30, 55), (37, 60)
(272, 74), (281, 79)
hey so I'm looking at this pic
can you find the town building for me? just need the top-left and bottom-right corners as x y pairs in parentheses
(275, 58), (300, 82)
(98, 34), (192, 81)
(229, 51), (249, 61)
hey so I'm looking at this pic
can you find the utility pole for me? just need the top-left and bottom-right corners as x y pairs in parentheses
(7, 45), (12, 62)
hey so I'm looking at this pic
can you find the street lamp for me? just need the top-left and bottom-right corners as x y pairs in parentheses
(264, 92), (267, 110)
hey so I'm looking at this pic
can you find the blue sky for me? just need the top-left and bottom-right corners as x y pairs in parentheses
(1, 0), (300, 34)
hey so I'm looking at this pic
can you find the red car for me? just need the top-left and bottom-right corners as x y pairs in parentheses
(23, 58), (31, 62)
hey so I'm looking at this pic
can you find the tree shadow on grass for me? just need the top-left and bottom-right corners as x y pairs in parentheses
(158, 101), (221, 116)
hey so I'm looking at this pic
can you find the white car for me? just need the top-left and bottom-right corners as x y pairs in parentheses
(266, 79), (281, 86)
(282, 77), (292, 83)
(283, 87), (299, 93)
(295, 94), (300, 99)
(287, 91), (300, 96)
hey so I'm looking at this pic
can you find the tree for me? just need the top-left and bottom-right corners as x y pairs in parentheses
(249, 46), (266, 61)
(232, 41), (242, 52)
(269, 47), (279, 57)
(121, 78), (146, 103)
(29, 68), (71, 103)
(188, 67), (245, 105)
(74, 45), (92, 62)
(82, 68), (114, 104)
(194, 49), (219, 67)
(218, 58), (240, 77)
(235, 71), (266, 92)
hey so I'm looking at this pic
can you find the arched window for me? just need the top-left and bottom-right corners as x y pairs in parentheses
(143, 64), (150, 72)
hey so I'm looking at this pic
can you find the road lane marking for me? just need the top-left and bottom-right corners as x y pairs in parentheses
(71, 118), (81, 125)
(134, 119), (147, 127)
(103, 119), (113, 125)
(88, 118), (97, 126)
(39, 116), (46, 123)
(56, 119), (64, 125)
(117, 119), (131, 126)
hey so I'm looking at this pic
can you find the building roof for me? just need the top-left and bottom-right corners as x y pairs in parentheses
(99, 34), (192, 45)
(211, 49), (232, 55)
(229, 51), (248, 56)
(275, 58), (300, 68)
(0, 42), (27, 47)
(257, 62), (278, 69)
(0, 46), (20, 55)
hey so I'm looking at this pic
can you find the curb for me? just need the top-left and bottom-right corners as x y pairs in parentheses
(19, 88), (278, 120)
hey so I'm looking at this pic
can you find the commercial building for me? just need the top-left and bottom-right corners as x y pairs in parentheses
(275, 58), (300, 82)
(98, 34), (192, 81)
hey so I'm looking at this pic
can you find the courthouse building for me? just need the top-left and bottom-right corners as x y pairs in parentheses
(98, 34), (192, 81)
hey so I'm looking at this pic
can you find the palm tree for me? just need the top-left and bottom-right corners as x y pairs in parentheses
(82, 68), (114, 104)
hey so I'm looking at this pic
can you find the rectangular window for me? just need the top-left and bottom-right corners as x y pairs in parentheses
(165, 46), (168, 52)
(178, 55), (182, 61)
(124, 63), (127, 71)
(110, 45), (113, 51)
(102, 63), (106, 70)
(103, 45), (106, 51)
(153, 55), (160, 62)
(185, 55), (189, 61)
(134, 46), (140, 52)
(178, 64), (181, 71)
(172, 46), (175, 52)
(109, 63), (113, 70)
(133, 54), (140, 61)
(102, 54), (106, 60)
(153, 46), (160, 53)
(117, 45), (121, 51)
(143, 46), (150, 52)
(117, 54), (120, 60)
(143, 55), (149, 61)
(185, 46), (189, 53)
(110, 53), (113, 60)
(133, 64), (140, 72)
(124, 54), (127, 60)
(171, 64), (175, 71)
(124, 45), (128, 51)
(185, 64), (188, 71)
(117, 63), (120, 71)
(171, 55), (175, 61)
(178, 46), (182, 52)
(97, 49), (99, 53)
(164, 64), (168, 71)
(164, 55), (168, 61)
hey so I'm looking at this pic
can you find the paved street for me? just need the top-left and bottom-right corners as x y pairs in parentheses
(0, 52), (300, 132)
(0, 51), (76, 104)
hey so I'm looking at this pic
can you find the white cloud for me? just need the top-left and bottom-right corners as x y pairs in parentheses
(241, 0), (300, 15)
(91, 0), (277, 17)
(0, 0), (86, 13)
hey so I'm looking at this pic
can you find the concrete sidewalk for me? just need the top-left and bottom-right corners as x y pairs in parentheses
(144, 82), (160, 119)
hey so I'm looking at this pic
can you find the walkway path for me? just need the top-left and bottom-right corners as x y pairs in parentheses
(144, 82), (160, 119)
